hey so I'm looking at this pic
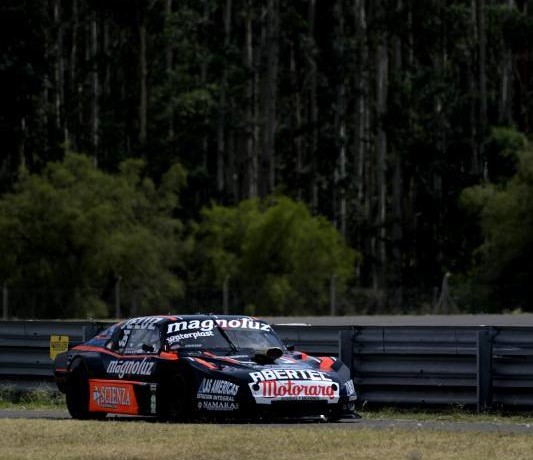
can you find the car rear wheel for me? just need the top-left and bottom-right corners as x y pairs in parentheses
(66, 361), (106, 420)
(159, 368), (194, 421)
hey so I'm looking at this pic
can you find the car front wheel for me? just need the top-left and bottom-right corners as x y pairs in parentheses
(66, 360), (106, 420)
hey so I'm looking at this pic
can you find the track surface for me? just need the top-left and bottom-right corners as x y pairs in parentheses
(2, 410), (533, 434)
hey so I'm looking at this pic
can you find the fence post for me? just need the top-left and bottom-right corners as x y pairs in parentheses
(2, 283), (7, 320)
(223, 275), (229, 315)
(477, 328), (493, 412)
(330, 274), (337, 316)
(115, 276), (122, 319)
(338, 329), (354, 377)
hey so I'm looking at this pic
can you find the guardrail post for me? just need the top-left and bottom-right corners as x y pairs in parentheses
(477, 328), (493, 412)
(339, 329), (354, 377)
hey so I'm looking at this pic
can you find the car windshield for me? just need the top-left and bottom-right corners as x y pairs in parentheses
(164, 317), (284, 353)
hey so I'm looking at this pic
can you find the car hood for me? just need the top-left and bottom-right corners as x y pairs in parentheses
(185, 351), (342, 383)
(188, 351), (345, 405)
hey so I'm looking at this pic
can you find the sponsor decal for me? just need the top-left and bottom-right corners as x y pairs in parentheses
(247, 368), (339, 405)
(123, 317), (164, 330)
(118, 329), (131, 348)
(249, 369), (332, 383)
(249, 380), (339, 405)
(198, 378), (239, 396)
(89, 380), (138, 414)
(197, 400), (239, 411)
(344, 379), (357, 401)
(345, 379), (355, 396)
(167, 317), (271, 335)
(167, 330), (214, 344)
(107, 358), (155, 379)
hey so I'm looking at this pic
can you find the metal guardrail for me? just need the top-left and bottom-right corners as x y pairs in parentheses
(0, 321), (101, 379)
(276, 325), (533, 411)
(3, 320), (533, 410)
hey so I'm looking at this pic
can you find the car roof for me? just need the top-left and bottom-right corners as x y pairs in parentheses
(118, 314), (266, 325)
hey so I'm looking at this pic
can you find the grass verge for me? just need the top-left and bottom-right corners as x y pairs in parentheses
(1, 419), (533, 460)
(0, 387), (65, 410)
(1, 388), (533, 426)
(360, 406), (533, 425)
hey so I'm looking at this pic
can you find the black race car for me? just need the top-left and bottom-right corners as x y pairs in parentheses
(54, 315), (357, 421)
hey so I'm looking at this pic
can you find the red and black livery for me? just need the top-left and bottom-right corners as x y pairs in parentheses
(54, 315), (358, 421)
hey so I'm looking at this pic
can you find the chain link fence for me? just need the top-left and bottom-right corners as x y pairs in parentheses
(2, 279), (521, 319)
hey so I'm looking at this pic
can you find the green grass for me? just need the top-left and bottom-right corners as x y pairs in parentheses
(1, 419), (532, 460)
(0, 387), (65, 410)
(360, 406), (533, 425)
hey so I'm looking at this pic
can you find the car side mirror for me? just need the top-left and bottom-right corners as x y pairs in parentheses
(142, 343), (155, 353)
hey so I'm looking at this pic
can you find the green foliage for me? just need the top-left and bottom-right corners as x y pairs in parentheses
(485, 127), (527, 183)
(461, 129), (533, 309)
(4, 1), (533, 313)
(0, 153), (186, 318)
(194, 196), (358, 315)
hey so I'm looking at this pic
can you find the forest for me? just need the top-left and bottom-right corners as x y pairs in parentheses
(0, 0), (532, 318)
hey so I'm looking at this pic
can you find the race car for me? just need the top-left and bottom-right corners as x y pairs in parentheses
(54, 315), (358, 421)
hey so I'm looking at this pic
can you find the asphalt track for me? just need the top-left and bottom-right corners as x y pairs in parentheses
(2, 410), (533, 434)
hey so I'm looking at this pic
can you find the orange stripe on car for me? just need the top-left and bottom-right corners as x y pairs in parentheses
(202, 351), (239, 364)
(159, 351), (179, 360)
(73, 345), (150, 359)
(194, 358), (218, 370)
(319, 357), (335, 370)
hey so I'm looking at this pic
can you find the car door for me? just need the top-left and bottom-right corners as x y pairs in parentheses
(87, 322), (162, 416)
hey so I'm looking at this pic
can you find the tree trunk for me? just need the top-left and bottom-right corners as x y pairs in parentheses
(499, 0), (513, 124)
(260, 0), (278, 197)
(53, 0), (66, 143)
(138, 10), (147, 147)
(498, 4), (514, 125)
(477, 0), (487, 180)
(353, 0), (369, 271)
(217, 0), (232, 194)
(200, 0), (209, 170)
(91, 13), (99, 166)
(290, 45), (303, 198)
(375, 31), (388, 306)
(468, 0), (479, 175)
(308, 0), (318, 211)
(165, 0), (174, 141)
(41, 0), (50, 156)
(432, 0), (445, 270)
(228, 123), (238, 200)
(391, 0), (404, 310)
(70, 0), (79, 151)
(334, 0), (347, 236)
(244, 1), (257, 198)
(19, 117), (27, 170)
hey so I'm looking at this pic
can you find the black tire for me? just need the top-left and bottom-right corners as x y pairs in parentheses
(66, 361), (106, 420)
(159, 367), (195, 422)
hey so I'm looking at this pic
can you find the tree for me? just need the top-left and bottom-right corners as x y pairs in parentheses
(461, 128), (532, 310)
(0, 152), (186, 318)
(192, 196), (358, 315)
(2, 0), (533, 314)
